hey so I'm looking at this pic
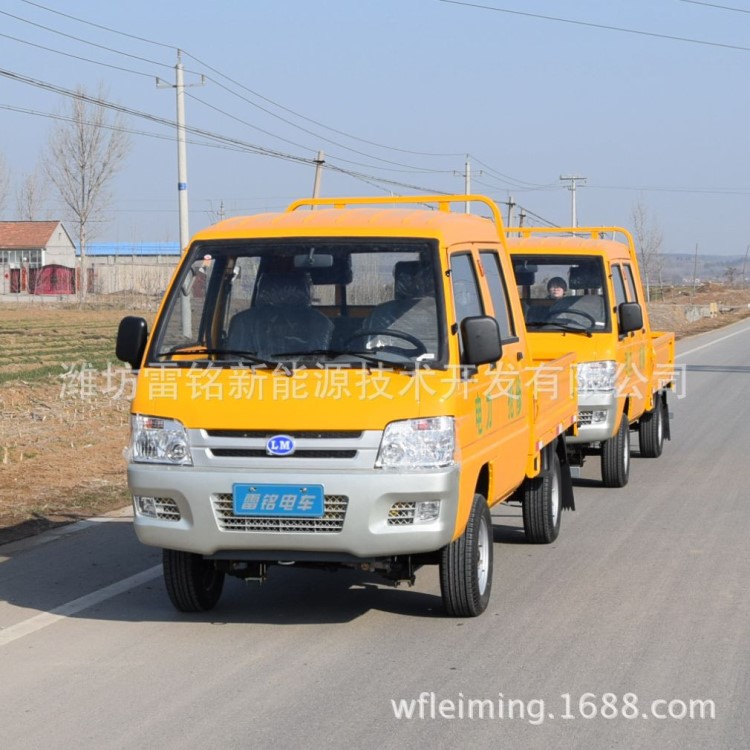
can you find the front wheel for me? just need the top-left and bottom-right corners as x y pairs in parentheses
(522, 449), (562, 544)
(163, 549), (225, 612)
(439, 494), (493, 617)
(639, 396), (665, 458)
(601, 414), (630, 488)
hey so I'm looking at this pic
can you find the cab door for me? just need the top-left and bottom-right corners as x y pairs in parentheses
(447, 246), (528, 505)
(621, 262), (651, 417)
(611, 263), (648, 420)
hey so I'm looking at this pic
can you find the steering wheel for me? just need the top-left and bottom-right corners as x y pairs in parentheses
(548, 309), (597, 328)
(344, 329), (427, 357)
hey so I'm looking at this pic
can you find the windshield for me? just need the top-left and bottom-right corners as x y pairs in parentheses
(512, 254), (610, 333)
(149, 238), (444, 369)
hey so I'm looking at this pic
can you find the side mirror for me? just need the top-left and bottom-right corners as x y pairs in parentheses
(116, 316), (149, 370)
(618, 302), (643, 334)
(461, 316), (503, 366)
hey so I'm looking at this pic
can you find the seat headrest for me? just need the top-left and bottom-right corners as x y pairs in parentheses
(255, 271), (312, 306)
(394, 260), (434, 299)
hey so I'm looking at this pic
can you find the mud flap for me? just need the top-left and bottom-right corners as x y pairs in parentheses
(661, 391), (671, 442)
(556, 437), (576, 511)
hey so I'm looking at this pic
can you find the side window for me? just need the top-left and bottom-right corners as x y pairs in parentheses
(623, 264), (640, 303)
(611, 265), (628, 307)
(480, 250), (515, 340)
(450, 253), (484, 323)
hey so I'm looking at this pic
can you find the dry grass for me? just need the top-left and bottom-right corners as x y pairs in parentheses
(1, 288), (750, 546)
(0, 302), (152, 545)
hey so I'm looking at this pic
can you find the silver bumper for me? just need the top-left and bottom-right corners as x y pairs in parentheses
(128, 463), (460, 558)
(568, 391), (619, 444)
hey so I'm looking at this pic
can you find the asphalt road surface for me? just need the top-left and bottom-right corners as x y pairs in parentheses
(1, 320), (749, 750)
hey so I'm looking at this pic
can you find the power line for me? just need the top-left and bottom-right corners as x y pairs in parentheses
(678, 0), (750, 15)
(17, 0), (463, 159)
(0, 29), (157, 78)
(438, 0), (750, 54)
(0, 8), (173, 69)
(19, 0), (176, 49)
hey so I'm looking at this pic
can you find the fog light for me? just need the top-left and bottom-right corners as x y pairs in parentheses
(415, 500), (441, 523)
(134, 495), (158, 518)
(591, 410), (607, 423)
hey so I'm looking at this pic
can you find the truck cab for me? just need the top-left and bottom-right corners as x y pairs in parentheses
(508, 227), (675, 488)
(116, 195), (578, 617)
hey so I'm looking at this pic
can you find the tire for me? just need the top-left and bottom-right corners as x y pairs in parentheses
(522, 449), (562, 544)
(639, 396), (665, 458)
(601, 413), (630, 488)
(439, 494), (493, 617)
(163, 549), (225, 612)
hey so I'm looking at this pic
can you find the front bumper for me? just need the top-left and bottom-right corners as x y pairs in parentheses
(128, 463), (461, 559)
(567, 391), (619, 444)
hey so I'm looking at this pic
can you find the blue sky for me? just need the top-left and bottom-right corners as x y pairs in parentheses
(1, 0), (749, 256)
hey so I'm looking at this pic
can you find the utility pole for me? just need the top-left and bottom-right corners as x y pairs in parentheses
(311, 150), (325, 203)
(455, 156), (479, 213)
(743, 243), (750, 286)
(506, 194), (515, 228)
(560, 174), (586, 227)
(157, 50), (205, 336)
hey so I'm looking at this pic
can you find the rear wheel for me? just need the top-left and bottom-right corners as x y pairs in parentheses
(522, 449), (562, 544)
(639, 396), (665, 458)
(601, 414), (630, 488)
(439, 494), (493, 617)
(163, 549), (225, 612)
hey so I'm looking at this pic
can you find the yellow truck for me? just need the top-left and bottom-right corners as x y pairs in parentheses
(507, 226), (675, 488)
(115, 195), (577, 617)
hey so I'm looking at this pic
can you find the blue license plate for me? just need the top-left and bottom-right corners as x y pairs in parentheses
(232, 483), (325, 518)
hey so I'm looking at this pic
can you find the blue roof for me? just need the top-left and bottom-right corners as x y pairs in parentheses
(79, 242), (181, 257)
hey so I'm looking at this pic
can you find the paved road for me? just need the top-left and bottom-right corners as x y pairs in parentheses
(2, 321), (749, 749)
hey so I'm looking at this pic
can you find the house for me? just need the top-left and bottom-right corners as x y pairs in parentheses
(0, 221), (76, 294)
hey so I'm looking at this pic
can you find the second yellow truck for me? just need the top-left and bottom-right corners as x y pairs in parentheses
(508, 226), (675, 488)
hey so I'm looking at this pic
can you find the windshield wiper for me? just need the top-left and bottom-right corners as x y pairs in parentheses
(156, 348), (276, 366)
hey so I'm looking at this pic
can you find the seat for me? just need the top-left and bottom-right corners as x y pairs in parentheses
(226, 271), (333, 356)
(360, 260), (438, 355)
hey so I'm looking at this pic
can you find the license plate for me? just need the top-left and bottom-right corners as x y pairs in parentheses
(232, 483), (325, 518)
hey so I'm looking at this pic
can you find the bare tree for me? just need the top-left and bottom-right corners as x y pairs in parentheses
(0, 151), (10, 219)
(15, 165), (49, 221)
(44, 85), (130, 300)
(631, 197), (664, 302)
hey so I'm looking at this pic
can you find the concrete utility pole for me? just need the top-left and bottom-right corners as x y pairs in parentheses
(560, 174), (587, 227)
(311, 151), (325, 203)
(157, 50), (205, 337)
(455, 156), (477, 214)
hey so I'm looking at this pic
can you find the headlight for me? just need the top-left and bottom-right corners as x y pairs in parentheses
(376, 417), (455, 469)
(577, 361), (617, 392)
(129, 415), (192, 465)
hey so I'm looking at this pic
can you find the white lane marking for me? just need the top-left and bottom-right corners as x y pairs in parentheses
(0, 565), (161, 648)
(677, 324), (750, 359)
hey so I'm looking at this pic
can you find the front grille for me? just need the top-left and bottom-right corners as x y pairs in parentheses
(205, 429), (363, 440)
(212, 493), (348, 533)
(209, 449), (357, 459)
(388, 502), (416, 526)
(577, 410), (593, 425)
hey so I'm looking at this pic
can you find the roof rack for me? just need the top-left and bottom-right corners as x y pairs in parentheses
(286, 194), (505, 230)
